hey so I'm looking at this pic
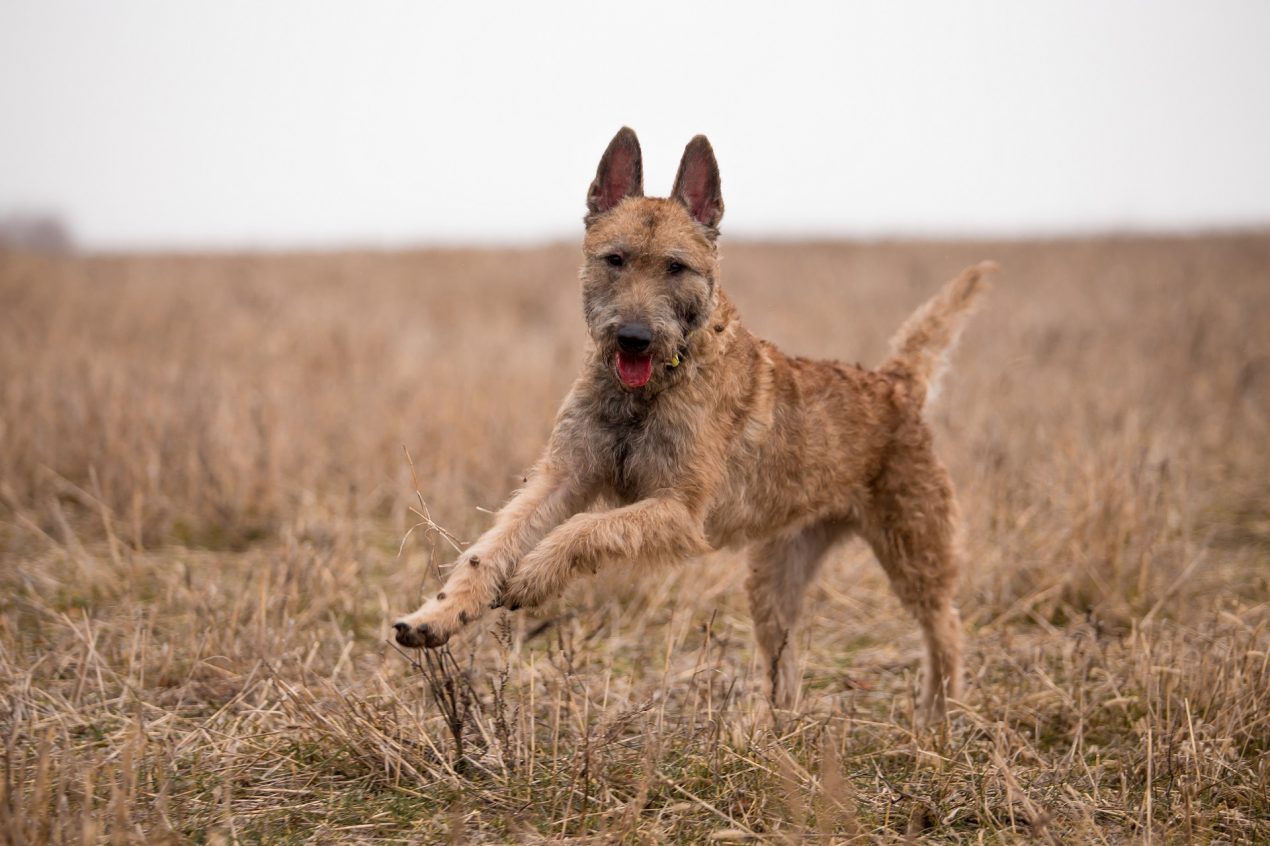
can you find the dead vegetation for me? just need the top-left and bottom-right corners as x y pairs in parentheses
(1, 236), (1267, 843)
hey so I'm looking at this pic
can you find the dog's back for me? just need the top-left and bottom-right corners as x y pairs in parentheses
(700, 262), (993, 550)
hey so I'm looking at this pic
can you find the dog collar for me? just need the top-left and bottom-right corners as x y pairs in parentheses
(668, 328), (699, 368)
(668, 319), (721, 369)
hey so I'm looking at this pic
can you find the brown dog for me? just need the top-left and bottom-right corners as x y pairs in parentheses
(394, 127), (992, 719)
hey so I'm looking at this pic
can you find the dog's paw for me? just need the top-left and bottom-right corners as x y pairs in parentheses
(391, 618), (451, 649)
(496, 538), (580, 611)
(498, 567), (552, 612)
(496, 574), (533, 612)
(391, 594), (481, 649)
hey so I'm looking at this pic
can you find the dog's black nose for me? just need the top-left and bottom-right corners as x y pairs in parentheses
(617, 323), (653, 353)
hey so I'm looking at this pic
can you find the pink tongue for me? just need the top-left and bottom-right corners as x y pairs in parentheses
(616, 351), (654, 387)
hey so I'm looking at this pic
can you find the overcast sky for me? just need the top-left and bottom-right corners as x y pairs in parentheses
(2, 1), (1269, 249)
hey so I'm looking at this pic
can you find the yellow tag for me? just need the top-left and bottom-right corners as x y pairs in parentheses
(669, 353), (680, 368)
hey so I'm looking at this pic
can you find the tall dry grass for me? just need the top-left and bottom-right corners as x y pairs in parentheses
(1, 236), (1267, 843)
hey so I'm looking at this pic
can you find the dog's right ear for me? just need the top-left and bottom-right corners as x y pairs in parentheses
(586, 127), (643, 223)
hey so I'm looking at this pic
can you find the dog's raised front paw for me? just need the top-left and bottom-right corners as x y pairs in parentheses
(391, 593), (482, 649)
(499, 561), (564, 611)
(391, 619), (451, 649)
(497, 572), (538, 612)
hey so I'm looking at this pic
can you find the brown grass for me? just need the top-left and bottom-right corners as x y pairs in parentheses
(1, 235), (1267, 844)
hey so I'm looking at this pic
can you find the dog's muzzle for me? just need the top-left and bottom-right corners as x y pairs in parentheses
(616, 323), (653, 353)
(614, 322), (655, 388)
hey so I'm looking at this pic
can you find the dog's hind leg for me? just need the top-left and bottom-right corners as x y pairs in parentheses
(860, 458), (965, 723)
(745, 521), (844, 712)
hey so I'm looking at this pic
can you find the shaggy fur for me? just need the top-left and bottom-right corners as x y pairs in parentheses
(394, 127), (993, 719)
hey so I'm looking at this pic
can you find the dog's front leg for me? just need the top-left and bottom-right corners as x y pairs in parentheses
(393, 466), (588, 648)
(501, 496), (712, 610)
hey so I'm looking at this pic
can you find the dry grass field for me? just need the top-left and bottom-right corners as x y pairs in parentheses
(1, 235), (1267, 844)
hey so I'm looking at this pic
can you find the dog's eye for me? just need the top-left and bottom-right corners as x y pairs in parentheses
(604, 254), (624, 268)
(666, 261), (687, 275)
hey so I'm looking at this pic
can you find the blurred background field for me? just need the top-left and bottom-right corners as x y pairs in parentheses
(1, 235), (1267, 843)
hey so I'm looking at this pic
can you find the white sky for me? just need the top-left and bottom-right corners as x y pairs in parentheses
(2, 1), (1269, 249)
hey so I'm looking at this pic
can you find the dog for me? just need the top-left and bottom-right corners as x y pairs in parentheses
(394, 127), (992, 719)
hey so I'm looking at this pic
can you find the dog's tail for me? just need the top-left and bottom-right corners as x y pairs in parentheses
(880, 261), (996, 408)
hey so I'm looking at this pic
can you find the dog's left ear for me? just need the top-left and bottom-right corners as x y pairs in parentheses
(672, 135), (724, 234)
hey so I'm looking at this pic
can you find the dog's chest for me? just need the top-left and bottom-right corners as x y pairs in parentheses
(596, 404), (686, 502)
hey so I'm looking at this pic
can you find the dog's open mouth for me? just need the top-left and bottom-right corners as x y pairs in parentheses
(616, 351), (654, 388)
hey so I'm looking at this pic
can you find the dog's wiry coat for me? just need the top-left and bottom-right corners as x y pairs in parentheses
(394, 128), (992, 719)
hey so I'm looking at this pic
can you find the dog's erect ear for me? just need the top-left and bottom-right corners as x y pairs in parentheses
(671, 135), (724, 233)
(587, 127), (644, 221)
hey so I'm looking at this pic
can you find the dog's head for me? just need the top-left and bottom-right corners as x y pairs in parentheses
(580, 127), (725, 392)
